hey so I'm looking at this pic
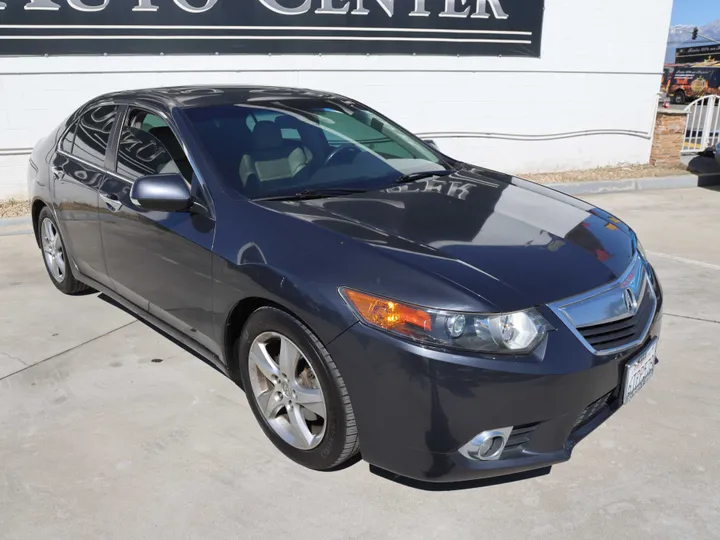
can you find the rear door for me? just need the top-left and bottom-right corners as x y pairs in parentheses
(99, 106), (218, 354)
(53, 105), (118, 287)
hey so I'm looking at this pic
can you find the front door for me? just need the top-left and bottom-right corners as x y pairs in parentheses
(53, 105), (118, 287)
(99, 106), (218, 354)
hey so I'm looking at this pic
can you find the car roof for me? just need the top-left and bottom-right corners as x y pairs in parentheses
(93, 85), (348, 111)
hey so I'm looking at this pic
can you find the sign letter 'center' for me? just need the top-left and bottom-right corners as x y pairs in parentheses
(258, 0), (312, 15)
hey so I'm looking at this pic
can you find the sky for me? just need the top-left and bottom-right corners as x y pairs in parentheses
(671, 0), (720, 26)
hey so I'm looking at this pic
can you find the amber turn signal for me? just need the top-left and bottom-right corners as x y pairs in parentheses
(343, 289), (432, 333)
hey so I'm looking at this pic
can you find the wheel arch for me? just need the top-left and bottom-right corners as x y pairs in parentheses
(223, 297), (302, 376)
(31, 198), (48, 248)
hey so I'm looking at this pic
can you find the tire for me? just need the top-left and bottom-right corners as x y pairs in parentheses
(236, 307), (359, 470)
(37, 207), (91, 295)
(673, 91), (686, 105)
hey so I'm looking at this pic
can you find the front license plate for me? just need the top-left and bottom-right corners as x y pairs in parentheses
(622, 339), (658, 405)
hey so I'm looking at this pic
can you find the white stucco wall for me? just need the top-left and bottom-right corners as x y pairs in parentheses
(0, 0), (673, 201)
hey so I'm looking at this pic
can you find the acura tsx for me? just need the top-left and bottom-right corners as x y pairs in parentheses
(28, 86), (662, 483)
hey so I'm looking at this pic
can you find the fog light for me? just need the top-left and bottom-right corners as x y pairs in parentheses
(459, 427), (513, 461)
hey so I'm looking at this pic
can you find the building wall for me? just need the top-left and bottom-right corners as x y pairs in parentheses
(0, 0), (674, 201)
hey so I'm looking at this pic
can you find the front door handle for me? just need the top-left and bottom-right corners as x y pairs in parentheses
(100, 193), (123, 212)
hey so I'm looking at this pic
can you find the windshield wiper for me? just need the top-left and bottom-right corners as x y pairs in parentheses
(256, 187), (368, 201)
(394, 169), (457, 184)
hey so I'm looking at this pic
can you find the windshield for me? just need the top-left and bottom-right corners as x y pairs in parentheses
(184, 98), (451, 199)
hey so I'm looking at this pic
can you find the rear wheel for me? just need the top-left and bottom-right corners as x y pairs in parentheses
(37, 207), (90, 295)
(673, 90), (686, 105)
(237, 307), (359, 470)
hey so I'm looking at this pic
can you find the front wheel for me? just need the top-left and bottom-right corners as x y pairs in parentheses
(37, 207), (90, 295)
(673, 91), (686, 105)
(237, 307), (359, 470)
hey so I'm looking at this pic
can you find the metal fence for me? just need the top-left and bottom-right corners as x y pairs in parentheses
(682, 95), (720, 154)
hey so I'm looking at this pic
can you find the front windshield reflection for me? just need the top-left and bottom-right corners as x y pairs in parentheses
(185, 98), (450, 199)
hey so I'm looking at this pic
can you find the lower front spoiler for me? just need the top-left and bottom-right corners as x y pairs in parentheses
(368, 400), (617, 485)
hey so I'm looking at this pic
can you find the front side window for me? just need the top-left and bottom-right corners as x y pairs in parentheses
(185, 99), (448, 199)
(73, 105), (117, 168)
(116, 108), (193, 183)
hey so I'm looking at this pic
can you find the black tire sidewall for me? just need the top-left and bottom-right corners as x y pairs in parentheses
(674, 92), (685, 105)
(237, 307), (349, 470)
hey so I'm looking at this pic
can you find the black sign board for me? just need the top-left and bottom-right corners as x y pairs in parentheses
(675, 43), (720, 65)
(0, 0), (544, 57)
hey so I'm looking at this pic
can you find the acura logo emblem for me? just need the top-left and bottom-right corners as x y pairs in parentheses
(624, 289), (638, 314)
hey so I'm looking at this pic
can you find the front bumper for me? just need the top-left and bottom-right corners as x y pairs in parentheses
(327, 294), (663, 484)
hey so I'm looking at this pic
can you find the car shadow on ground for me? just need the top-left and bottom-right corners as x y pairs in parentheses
(97, 292), (548, 490)
(97, 293), (227, 377)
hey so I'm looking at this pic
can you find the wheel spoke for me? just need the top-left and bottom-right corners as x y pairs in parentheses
(293, 384), (326, 418)
(256, 390), (284, 420)
(249, 341), (280, 382)
(287, 404), (314, 448)
(56, 253), (66, 277)
(278, 337), (301, 377)
(52, 231), (61, 251)
(43, 219), (53, 242)
(50, 256), (59, 279)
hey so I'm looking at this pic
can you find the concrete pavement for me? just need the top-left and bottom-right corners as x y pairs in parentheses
(1, 188), (720, 539)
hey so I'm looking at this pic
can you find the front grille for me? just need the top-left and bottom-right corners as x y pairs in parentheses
(504, 423), (539, 452)
(577, 285), (655, 352)
(573, 392), (611, 430)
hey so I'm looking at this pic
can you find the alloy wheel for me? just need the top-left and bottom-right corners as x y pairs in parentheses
(41, 218), (66, 283)
(247, 331), (327, 450)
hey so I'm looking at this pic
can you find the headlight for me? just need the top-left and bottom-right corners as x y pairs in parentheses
(341, 289), (552, 355)
(635, 238), (647, 259)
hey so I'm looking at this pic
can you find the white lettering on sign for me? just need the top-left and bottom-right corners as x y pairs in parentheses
(68, 0), (109, 12)
(316, 0), (350, 15)
(258, 0), (312, 15)
(353, 0), (394, 17)
(440, 0), (470, 18)
(24, 0), (61, 10)
(173, 0), (218, 14)
(471, 0), (509, 19)
(440, 0), (508, 19)
(4, 0), (509, 19)
(409, 0), (430, 17)
(133, 0), (159, 12)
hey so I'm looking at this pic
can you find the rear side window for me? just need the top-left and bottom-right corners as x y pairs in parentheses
(73, 105), (118, 168)
(59, 124), (76, 154)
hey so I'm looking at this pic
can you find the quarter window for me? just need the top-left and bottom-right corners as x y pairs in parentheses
(116, 108), (193, 182)
(73, 106), (118, 168)
(59, 124), (76, 154)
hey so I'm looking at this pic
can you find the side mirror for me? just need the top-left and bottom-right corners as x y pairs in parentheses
(423, 139), (440, 151)
(130, 173), (193, 213)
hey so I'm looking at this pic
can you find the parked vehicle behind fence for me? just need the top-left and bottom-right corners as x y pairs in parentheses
(668, 65), (720, 105)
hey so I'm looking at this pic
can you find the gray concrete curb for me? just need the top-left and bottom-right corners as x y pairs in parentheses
(0, 216), (31, 228)
(552, 173), (720, 196)
(0, 216), (33, 236)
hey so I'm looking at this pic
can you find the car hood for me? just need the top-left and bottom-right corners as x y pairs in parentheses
(258, 167), (635, 311)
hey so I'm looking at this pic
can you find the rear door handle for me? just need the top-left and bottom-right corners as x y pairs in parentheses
(100, 193), (123, 212)
(51, 166), (62, 178)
